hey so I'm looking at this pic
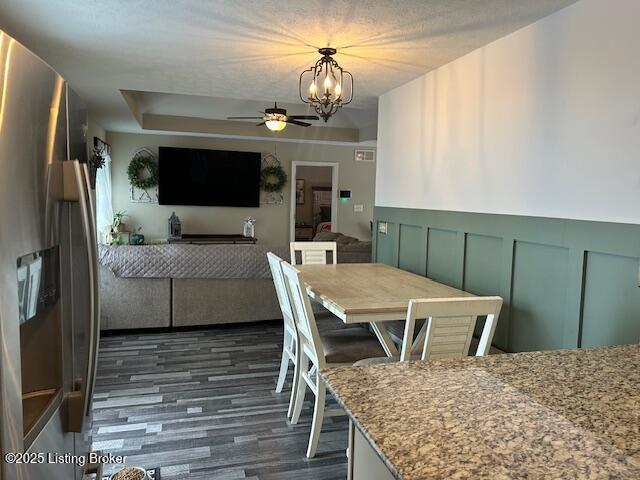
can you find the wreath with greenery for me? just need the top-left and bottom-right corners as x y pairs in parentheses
(127, 155), (158, 189)
(260, 165), (287, 192)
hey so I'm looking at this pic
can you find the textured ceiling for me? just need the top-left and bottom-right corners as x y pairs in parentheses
(0, 0), (578, 133)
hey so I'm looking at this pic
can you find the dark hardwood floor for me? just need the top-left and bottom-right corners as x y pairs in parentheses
(91, 320), (348, 479)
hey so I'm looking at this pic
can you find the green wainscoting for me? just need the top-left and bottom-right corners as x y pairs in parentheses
(373, 207), (640, 352)
(398, 224), (426, 275)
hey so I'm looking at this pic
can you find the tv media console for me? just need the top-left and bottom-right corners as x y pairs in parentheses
(168, 234), (258, 245)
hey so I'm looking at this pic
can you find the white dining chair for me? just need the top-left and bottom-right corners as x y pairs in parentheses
(280, 261), (385, 458)
(401, 296), (503, 361)
(267, 252), (299, 419)
(290, 241), (337, 265)
(355, 296), (503, 365)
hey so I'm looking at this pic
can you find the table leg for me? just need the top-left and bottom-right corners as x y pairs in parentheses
(477, 313), (498, 356)
(370, 322), (399, 357)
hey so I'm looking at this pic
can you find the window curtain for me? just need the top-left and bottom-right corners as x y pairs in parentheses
(95, 152), (114, 243)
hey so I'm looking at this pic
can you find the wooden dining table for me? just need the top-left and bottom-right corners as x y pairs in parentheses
(296, 263), (474, 357)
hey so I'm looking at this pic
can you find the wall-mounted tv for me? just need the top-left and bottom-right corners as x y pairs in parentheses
(158, 146), (261, 207)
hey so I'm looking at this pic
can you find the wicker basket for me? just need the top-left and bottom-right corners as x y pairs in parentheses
(109, 467), (149, 480)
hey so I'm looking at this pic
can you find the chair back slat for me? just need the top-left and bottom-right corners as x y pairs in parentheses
(401, 296), (503, 361)
(267, 252), (296, 334)
(280, 261), (324, 368)
(423, 315), (477, 360)
(290, 241), (337, 265)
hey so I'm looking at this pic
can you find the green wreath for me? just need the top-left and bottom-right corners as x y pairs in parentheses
(127, 155), (158, 189)
(260, 165), (287, 192)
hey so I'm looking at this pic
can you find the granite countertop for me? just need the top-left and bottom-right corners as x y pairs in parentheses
(320, 345), (640, 479)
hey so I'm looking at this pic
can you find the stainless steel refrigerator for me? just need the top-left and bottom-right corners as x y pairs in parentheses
(0, 31), (100, 480)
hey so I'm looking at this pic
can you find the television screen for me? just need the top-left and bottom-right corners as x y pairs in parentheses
(158, 147), (261, 207)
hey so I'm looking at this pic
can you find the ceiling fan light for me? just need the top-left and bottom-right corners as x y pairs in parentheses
(265, 120), (287, 132)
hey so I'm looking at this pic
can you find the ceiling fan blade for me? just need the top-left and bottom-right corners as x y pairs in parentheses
(286, 119), (312, 127)
(227, 116), (263, 119)
(288, 115), (320, 120)
(256, 122), (266, 126)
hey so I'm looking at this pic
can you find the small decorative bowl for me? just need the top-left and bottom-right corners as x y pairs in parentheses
(109, 466), (149, 480)
(130, 232), (145, 245)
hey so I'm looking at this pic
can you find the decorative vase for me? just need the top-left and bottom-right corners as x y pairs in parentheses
(130, 233), (145, 245)
(243, 217), (255, 238)
(168, 212), (182, 239)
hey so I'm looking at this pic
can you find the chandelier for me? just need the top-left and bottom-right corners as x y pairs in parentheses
(299, 47), (353, 122)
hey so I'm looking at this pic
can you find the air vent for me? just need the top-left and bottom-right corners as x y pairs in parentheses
(354, 149), (375, 162)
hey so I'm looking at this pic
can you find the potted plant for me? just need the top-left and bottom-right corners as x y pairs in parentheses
(112, 211), (128, 233)
(110, 232), (125, 246)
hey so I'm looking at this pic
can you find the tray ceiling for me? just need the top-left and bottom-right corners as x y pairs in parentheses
(0, 0), (577, 137)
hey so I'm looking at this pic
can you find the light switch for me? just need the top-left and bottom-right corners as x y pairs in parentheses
(378, 222), (388, 234)
(354, 204), (364, 213)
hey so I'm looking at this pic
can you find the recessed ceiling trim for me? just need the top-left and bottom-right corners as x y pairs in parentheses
(121, 90), (143, 127)
(142, 113), (361, 143)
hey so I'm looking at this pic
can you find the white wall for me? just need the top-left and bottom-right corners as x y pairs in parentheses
(376, 0), (640, 225)
(108, 132), (376, 243)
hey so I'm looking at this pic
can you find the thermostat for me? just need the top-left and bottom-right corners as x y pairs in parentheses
(339, 190), (351, 203)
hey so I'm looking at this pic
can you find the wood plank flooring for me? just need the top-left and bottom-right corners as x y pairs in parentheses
(91, 320), (348, 479)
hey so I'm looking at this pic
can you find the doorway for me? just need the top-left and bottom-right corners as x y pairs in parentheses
(290, 162), (339, 242)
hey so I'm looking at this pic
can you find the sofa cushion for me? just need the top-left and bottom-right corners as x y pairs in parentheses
(340, 240), (371, 252)
(335, 235), (360, 245)
(313, 231), (343, 242)
(313, 231), (372, 263)
(313, 231), (367, 246)
(321, 328), (386, 364)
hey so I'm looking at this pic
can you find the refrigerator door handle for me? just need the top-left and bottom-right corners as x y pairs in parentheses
(63, 160), (100, 432)
(80, 162), (100, 414)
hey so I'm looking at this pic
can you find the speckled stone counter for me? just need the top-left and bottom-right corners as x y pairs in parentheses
(320, 345), (640, 479)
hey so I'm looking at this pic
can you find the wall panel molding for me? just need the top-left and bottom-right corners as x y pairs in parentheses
(510, 241), (569, 352)
(564, 249), (586, 349)
(374, 207), (640, 352)
(398, 224), (426, 275)
(426, 228), (459, 287)
(581, 252), (640, 348)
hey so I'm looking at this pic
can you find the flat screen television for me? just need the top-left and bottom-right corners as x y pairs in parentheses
(158, 146), (261, 207)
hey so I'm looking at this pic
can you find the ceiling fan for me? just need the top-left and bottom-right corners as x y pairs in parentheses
(227, 103), (319, 132)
